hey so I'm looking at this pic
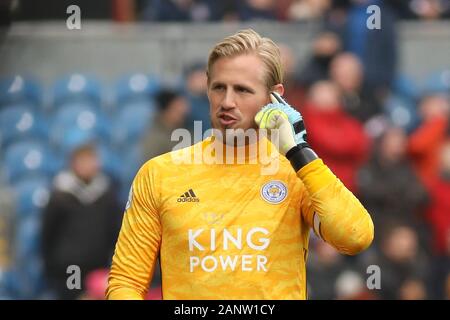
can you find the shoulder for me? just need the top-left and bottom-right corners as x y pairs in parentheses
(137, 139), (203, 177)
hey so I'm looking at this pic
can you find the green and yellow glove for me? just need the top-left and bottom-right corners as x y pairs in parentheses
(255, 92), (308, 156)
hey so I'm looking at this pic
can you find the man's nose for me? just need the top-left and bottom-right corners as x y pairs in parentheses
(221, 90), (236, 110)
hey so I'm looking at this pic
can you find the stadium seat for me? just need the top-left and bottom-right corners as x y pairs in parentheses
(49, 102), (111, 151)
(0, 105), (48, 150)
(0, 75), (42, 108)
(111, 100), (155, 147)
(2, 140), (59, 183)
(13, 215), (46, 299)
(11, 176), (51, 219)
(115, 73), (160, 105)
(14, 215), (42, 258)
(116, 143), (145, 204)
(53, 73), (102, 108)
(97, 143), (122, 181)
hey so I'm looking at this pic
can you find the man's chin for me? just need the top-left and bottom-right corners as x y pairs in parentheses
(211, 125), (260, 146)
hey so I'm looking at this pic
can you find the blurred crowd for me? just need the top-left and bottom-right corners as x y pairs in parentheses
(283, 29), (450, 300)
(3, 0), (450, 23)
(0, 0), (449, 301)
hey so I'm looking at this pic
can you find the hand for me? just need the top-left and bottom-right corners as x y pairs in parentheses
(255, 92), (307, 156)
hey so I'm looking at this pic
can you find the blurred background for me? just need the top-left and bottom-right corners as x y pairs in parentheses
(0, 0), (449, 300)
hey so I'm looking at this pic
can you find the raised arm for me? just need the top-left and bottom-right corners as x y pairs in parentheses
(255, 92), (374, 255)
(299, 159), (374, 255)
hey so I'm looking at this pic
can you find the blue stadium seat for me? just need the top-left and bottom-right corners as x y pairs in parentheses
(13, 215), (46, 299)
(117, 143), (145, 205)
(2, 140), (59, 183)
(0, 75), (42, 107)
(111, 100), (155, 147)
(15, 215), (42, 258)
(53, 73), (102, 107)
(97, 143), (122, 181)
(115, 73), (160, 105)
(0, 104), (48, 150)
(423, 69), (450, 94)
(57, 127), (98, 157)
(49, 102), (111, 151)
(11, 176), (51, 219)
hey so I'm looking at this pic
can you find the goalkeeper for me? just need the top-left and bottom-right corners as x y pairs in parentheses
(107, 29), (374, 300)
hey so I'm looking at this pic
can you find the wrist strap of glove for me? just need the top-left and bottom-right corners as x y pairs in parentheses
(293, 121), (305, 134)
(285, 144), (318, 172)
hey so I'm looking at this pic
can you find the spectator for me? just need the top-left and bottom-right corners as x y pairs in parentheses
(296, 31), (341, 89)
(429, 226), (450, 300)
(357, 127), (429, 247)
(398, 278), (428, 300)
(141, 0), (212, 22)
(408, 94), (450, 186)
(79, 268), (109, 300)
(335, 269), (378, 300)
(446, 270), (450, 300)
(205, 0), (240, 21)
(330, 52), (381, 122)
(278, 43), (305, 109)
(426, 140), (450, 256)
(302, 81), (370, 193)
(343, 0), (398, 92)
(371, 224), (429, 299)
(397, 0), (450, 20)
(184, 62), (210, 137)
(286, 0), (332, 21)
(141, 89), (190, 161)
(237, 0), (277, 21)
(307, 239), (352, 300)
(41, 143), (122, 300)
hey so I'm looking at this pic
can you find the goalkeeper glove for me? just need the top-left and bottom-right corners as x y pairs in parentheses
(255, 92), (317, 171)
(255, 92), (308, 155)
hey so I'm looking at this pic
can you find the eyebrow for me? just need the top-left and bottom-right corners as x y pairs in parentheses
(210, 81), (256, 93)
(235, 84), (255, 93)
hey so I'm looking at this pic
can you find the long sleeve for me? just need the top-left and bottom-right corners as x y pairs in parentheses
(299, 159), (374, 255)
(106, 161), (162, 300)
(408, 117), (448, 156)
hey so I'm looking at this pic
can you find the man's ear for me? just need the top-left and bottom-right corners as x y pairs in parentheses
(271, 84), (284, 96)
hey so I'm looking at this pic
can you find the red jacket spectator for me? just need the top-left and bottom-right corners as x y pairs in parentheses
(302, 104), (370, 193)
(302, 81), (370, 193)
(408, 95), (449, 186)
(409, 116), (449, 186)
(425, 140), (450, 256)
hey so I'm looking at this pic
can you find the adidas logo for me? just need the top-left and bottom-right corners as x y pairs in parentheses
(177, 189), (200, 202)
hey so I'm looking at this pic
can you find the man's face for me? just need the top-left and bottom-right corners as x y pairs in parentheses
(207, 54), (272, 137)
(72, 150), (100, 182)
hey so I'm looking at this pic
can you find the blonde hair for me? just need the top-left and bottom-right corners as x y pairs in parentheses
(207, 29), (283, 90)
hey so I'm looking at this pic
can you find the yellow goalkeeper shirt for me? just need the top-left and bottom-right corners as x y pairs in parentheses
(107, 136), (374, 300)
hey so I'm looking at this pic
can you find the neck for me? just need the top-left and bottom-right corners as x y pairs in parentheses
(206, 130), (276, 164)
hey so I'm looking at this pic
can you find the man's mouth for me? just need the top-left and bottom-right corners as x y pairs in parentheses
(218, 113), (238, 126)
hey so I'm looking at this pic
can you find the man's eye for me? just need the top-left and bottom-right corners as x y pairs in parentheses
(237, 87), (251, 93)
(213, 85), (225, 90)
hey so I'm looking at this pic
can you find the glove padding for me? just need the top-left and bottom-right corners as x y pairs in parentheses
(255, 92), (307, 155)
